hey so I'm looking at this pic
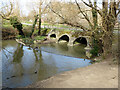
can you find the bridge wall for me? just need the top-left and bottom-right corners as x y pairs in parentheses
(48, 31), (92, 50)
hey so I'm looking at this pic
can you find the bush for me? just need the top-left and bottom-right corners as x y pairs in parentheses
(90, 45), (99, 56)
(41, 28), (51, 35)
(90, 39), (100, 57)
(34, 36), (46, 40)
(23, 26), (32, 37)
(10, 16), (24, 36)
(22, 38), (33, 44)
(2, 27), (18, 40)
(16, 35), (23, 39)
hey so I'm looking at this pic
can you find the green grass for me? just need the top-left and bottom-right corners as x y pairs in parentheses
(24, 21), (32, 24)
(41, 23), (71, 28)
(41, 23), (49, 25)
(114, 29), (119, 31)
(3, 24), (13, 28)
(34, 36), (46, 40)
(2, 20), (13, 28)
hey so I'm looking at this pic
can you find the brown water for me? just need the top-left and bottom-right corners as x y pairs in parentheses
(2, 40), (91, 88)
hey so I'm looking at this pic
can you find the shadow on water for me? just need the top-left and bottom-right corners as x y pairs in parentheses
(2, 40), (91, 88)
(13, 44), (24, 63)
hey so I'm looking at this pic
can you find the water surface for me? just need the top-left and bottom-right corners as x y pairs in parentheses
(2, 40), (91, 88)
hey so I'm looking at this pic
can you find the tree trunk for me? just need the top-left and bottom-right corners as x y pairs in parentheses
(101, 0), (117, 57)
(38, 3), (41, 35)
(102, 31), (113, 57)
(92, 0), (97, 30)
(38, 17), (41, 35)
(18, 29), (25, 37)
(30, 15), (38, 38)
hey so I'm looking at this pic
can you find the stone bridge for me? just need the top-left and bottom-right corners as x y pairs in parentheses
(47, 30), (92, 50)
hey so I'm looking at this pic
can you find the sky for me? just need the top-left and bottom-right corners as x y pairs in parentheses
(0, 0), (118, 17)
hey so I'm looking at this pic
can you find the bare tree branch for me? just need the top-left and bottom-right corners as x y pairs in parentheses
(48, 5), (65, 20)
(64, 21), (91, 31)
(6, 2), (13, 17)
(0, 2), (13, 20)
(2, 50), (8, 59)
(75, 0), (93, 29)
(88, 0), (92, 6)
(117, 9), (120, 16)
(0, 14), (10, 20)
(81, 0), (102, 16)
(3, 48), (13, 54)
(48, 4), (90, 31)
(41, 1), (51, 14)
(117, 1), (120, 7)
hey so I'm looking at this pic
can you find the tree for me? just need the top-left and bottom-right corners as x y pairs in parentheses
(38, 0), (51, 35)
(10, 16), (25, 36)
(11, 0), (21, 17)
(30, 15), (39, 38)
(26, 0), (51, 35)
(0, 1), (25, 37)
(0, 1), (13, 20)
(48, 0), (120, 57)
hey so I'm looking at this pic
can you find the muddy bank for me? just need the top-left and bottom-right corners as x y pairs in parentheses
(26, 60), (118, 88)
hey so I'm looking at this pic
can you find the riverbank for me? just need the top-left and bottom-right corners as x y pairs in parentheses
(2, 27), (17, 40)
(26, 58), (118, 88)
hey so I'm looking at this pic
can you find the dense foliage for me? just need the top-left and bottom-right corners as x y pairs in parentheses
(10, 16), (24, 37)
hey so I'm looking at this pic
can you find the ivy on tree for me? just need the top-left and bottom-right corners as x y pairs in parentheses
(10, 16), (24, 37)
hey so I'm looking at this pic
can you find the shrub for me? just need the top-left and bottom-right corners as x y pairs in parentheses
(16, 35), (24, 39)
(90, 39), (101, 57)
(34, 36), (46, 40)
(10, 16), (24, 36)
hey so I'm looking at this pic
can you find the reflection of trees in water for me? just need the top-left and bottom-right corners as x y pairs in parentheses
(13, 44), (24, 63)
(32, 48), (48, 79)
(2, 40), (18, 60)
(2, 42), (24, 84)
(12, 44), (24, 76)
(33, 49), (39, 61)
(32, 48), (57, 80)
(2, 48), (13, 59)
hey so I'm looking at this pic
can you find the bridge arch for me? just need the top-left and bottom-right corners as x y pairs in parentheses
(73, 37), (87, 46)
(58, 34), (70, 42)
(50, 34), (56, 38)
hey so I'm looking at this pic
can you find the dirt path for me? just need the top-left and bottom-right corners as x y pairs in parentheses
(26, 60), (118, 88)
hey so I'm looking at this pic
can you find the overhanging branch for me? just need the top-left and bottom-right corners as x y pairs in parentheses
(6, 2), (13, 17)
(81, 0), (102, 16)
(0, 14), (10, 20)
(75, 0), (93, 28)
(48, 2), (91, 32)
(117, 9), (120, 16)
(48, 5), (65, 20)
(41, 1), (51, 15)
(0, 2), (13, 20)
